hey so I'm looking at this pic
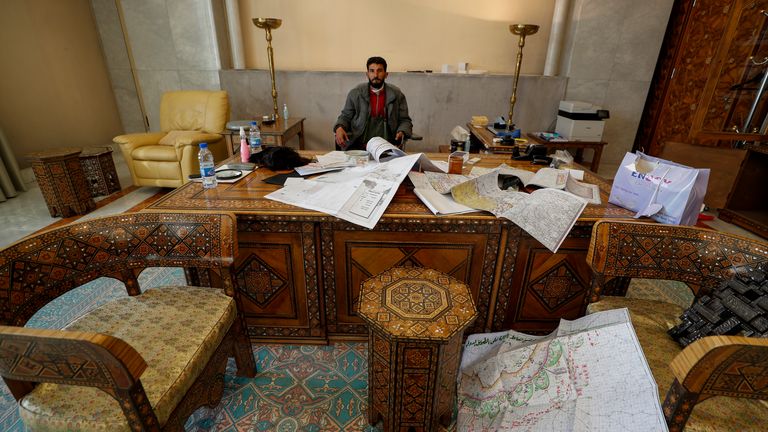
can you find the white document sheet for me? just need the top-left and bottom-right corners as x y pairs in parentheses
(267, 153), (427, 229)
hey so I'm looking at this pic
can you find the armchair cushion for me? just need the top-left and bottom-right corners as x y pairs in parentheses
(589, 296), (768, 431)
(131, 145), (178, 162)
(158, 130), (222, 147)
(19, 286), (236, 431)
(159, 130), (206, 146)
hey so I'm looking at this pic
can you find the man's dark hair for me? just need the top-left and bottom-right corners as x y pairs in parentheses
(366, 56), (387, 71)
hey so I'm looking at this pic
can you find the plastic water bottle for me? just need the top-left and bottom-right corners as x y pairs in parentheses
(198, 142), (217, 189)
(239, 126), (250, 162)
(249, 121), (262, 154)
(282, 103), (289, 121)
(465, 134), (471, 152)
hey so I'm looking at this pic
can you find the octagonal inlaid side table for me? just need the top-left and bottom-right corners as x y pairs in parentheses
(26, 147), (96, 217)
(358, 267), (477, 432)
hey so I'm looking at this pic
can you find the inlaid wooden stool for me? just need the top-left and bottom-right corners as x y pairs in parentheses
(358, 267), (477, 431)
(26, 147), (95, 217)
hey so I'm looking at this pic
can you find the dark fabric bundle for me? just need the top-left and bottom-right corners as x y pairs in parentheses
(249, 146), (311, 170)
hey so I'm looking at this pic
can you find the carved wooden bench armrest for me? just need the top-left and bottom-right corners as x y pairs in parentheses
(587, 220), (768, 303)
(0, 325), (161, 429)
(663, 335), (768, 431)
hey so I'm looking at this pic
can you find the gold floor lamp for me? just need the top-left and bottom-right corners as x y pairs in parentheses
(507, 24), (539, 132)
(253, 18), (282, 119)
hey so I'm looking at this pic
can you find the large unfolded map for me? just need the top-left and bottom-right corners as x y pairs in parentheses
(450, 170), (587, 253)
(457, 308), (667, 431)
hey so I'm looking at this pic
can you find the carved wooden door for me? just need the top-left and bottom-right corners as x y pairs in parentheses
(637, 0), (768, 154)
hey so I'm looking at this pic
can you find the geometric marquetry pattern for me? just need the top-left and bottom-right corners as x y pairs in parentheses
(236, 254), (288, 307)
(0, 336), (123, 389)
(703, 347), (768, 397)
(0, 212), (236, 326)
(529, 261), (584, 311)
(662, 344), (768, 432)
(358, 267), (477, 341)
(28, 148), (95, 218)
(79, 148), (120, 197)
(362, 267), (477, 431)
(588, 221), (768, 303)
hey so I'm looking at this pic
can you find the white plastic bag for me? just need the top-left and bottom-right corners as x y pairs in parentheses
(609, 152), (709, 225)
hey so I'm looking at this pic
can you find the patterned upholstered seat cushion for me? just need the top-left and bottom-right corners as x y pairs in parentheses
(19, 286), (236, 431)
(588, 296), (768, 432)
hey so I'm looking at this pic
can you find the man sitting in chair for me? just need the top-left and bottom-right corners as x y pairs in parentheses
(333, 56), (413, 150)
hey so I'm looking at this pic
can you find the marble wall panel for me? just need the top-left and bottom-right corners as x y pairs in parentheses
(120, 0), (177, 71)
(136, 70), (181, 131)
(565, 0), (625, 80)
(179, 70), (220, 91)
(611, 0), (675, 82)
(221, 70), (567, 152)
(167, 0), (218, 70)
(90, 0), (130, 70)
(599, 80), (653, 177)
(109, 68), (146, 133)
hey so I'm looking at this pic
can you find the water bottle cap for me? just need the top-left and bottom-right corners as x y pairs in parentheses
(251, 121), (257, 126)
(199, 142), (208, 148)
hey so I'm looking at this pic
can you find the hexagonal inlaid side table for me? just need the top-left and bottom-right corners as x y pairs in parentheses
(358, 267), (477, 432)
(26, 147), (96, 217)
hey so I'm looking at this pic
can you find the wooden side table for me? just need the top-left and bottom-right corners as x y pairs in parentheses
(79, 147), (121, 197)
(224, 117), (306, 155)
(26, 148), (95, 217)
(358, 267), (477, 431)
(466, 124), (608, 171)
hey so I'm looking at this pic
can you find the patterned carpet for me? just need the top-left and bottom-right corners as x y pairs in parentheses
(0, 268), (378, 432)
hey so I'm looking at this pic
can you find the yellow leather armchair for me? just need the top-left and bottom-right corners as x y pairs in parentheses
(114, 90), (230, 188)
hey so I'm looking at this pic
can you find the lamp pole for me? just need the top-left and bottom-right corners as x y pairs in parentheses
(253, 18), (282, 119)
(507, 24), (539, 131)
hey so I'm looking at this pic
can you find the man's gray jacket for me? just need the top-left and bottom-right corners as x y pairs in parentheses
(333, 83), (413, 145)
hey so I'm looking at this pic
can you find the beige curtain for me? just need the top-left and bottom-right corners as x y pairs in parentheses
(0, 128), (27, 202)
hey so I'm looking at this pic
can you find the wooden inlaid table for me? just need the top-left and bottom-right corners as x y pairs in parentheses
(145, 152), (635, 344)
(79, 146), (121, 197)
(26, 147), (95, 217)
(358, 267), (477, 431)
(225, 117), (306, 155)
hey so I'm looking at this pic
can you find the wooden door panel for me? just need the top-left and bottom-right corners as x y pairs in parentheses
(504, 235), (591, 334)
(327, 230), (492, 336)
(236, 230), (319, 341)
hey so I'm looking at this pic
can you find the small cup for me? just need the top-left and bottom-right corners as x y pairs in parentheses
(346, 150), (369, 166)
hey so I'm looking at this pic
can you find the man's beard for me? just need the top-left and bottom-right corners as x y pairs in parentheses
(369, 78), (385, 89)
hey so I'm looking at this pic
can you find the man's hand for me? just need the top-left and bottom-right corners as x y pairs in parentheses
(335, 127), (349, 147)
(395, 131), (405, 143)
